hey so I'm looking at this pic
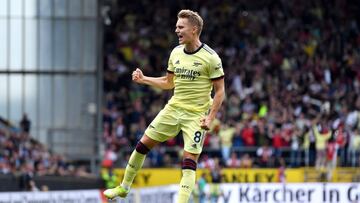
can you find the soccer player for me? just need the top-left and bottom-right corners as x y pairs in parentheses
(103, 9), (225, 203)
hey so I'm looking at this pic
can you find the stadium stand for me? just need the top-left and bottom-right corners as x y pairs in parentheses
(0, 116), (100, 191)
(102, 0), (360, 170)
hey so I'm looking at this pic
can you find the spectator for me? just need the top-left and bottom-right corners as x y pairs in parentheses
(29, 180), (39, 191)
(277, 158), (286, 183)
(303, 125), (317, 166)
(209, 158), (223, 203)
(20, 114), (31, 133)
(270, 127), (283, 161)
(102, 144), (118, 168)
(114, 116), (129, 148)
(219, 123), (236, 162)
(0, 158), (10, 174)
(226, 152), (241, 168)
(41, 185), (49, 191)
(193, 173), (207, 203)
(241, 121), (255, 147)
(326, 136), (337, 181)
(101, 167), (118, 189)
(18, 163), (35, 191)
(256, 143), (273, 167)
(240, 153), (253, 168)
(349, 128), (360, 167)
(290, 128), (301, 167)
(198, 155), (215, 169)
(231, 123), (243, 149)
(314, 123), (331, 170)
(335, 124), (349, 166)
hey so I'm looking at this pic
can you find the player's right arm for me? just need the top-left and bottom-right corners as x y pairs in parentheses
(132, 68), (174, 90)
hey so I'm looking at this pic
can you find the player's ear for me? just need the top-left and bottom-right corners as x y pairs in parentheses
(192, 25), (198, 35)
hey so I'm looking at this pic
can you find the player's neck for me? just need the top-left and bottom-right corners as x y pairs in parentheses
(184, 39), (202, 53)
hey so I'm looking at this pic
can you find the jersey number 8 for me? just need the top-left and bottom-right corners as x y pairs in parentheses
(194, 131), (202, 143)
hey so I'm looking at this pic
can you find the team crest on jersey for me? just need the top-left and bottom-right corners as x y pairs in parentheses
(215, 63), (222, 70)
(193, 61), (202, 67)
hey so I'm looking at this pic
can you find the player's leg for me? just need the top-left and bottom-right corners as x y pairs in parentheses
(103, 134), (160, 199)
(104, 104), (180, 199)
(178, 110), (206, 203)
(122, 135), (160, 188)
(178, 151), (200, 203)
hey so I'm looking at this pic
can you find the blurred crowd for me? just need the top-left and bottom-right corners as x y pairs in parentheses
(102, 0), (360, 169)
(0, 115), (94, 191)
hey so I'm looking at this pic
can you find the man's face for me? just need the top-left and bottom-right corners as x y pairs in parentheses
(175, 18), (196, 44)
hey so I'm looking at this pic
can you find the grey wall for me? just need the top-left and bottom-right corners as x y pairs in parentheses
(0, 0), (102, 159)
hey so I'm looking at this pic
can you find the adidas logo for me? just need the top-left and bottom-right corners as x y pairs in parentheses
(192, 144), (197, 149)
(175, 60), (180, 64)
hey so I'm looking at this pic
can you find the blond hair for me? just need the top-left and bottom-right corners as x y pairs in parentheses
(177, 9), (203, 35)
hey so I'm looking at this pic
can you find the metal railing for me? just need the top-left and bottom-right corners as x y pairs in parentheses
(115, 145), (360, 168)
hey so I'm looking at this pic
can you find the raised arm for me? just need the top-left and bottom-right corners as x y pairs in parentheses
(132, 68), (174, 90)
(200, 77), (225, 130)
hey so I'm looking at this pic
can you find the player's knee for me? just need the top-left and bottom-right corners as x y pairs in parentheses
(135, 141), (150, 155)
(183, 151), (200, 162)
(182, 158), (197, 171)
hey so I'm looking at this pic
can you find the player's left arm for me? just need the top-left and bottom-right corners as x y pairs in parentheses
(201, 77), (225, 130)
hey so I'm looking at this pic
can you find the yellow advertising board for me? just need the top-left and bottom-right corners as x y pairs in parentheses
(107, 168), (304, 188)
(108, 168), (182, 187)
(220, 168), (303, 183)
(331, 168), (358, 182)
(304, 167), (360, 182)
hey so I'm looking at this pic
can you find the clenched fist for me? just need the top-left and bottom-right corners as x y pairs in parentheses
(132, 68), (144, 83)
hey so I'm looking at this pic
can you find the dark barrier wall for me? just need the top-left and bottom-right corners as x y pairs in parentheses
(0, 175), (104, 192)
(0, 175), (19, 191)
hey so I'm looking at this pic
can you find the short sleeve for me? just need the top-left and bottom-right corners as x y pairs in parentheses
(167, 49), (175, 73)
(209, 54), (224, 79)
